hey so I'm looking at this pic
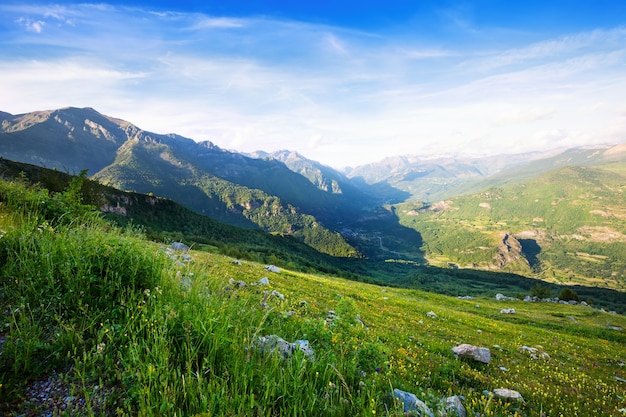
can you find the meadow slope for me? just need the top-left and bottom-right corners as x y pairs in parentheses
(1, 178), (625, 416)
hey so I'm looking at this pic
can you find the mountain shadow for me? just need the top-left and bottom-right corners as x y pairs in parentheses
(518, 238), (542, 271)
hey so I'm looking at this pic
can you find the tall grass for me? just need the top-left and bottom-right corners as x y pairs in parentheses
(1, 177), (625, 416)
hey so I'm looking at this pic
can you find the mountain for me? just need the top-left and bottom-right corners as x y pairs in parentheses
(0, 107), (361, 257)
(343, 145), (626, 203)
(3, 106), (626, 289)
(395, 163), (626, 290)
(342, 153), (549, 203)
(249, 150), (385, 203)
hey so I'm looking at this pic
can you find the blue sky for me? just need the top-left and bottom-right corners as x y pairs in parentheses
(1, 1), (626, 167)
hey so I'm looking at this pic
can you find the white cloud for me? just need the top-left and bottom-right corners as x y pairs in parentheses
(16, 17), (45, 33)
(0, 5), (625, 167)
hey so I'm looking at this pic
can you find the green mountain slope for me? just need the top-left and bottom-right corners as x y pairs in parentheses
(1, 176), (625, 416)
(0, 107), (360, 257)
(396, 163), (626, 290)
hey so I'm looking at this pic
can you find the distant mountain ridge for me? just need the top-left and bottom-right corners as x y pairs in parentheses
(2, 106), (625, 268)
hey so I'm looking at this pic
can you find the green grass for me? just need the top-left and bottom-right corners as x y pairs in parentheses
(1, 178), (626, 416)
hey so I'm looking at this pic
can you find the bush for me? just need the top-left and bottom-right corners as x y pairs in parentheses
(559, 287), (580, 302)
(530, 283), (552, 299)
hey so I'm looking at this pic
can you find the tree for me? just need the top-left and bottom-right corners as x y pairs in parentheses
(559, 287), (580, 302)
(530, 283), (552, 299)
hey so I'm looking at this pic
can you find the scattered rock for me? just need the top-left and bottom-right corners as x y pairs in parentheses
(520, 345), (550, 360)
(495, 293), (519, 301)
(264, 265), (281, 273)
(426, 311), (438, 319)
(270, 290), (285, 300)
(499, 366), (508, 372)
(608, 325), (623, 331)
(231, 259), (242, 265)
(254, 335), (314, 359)
(171, 242), (189, 251)
(259, 277), (270, 286)
(444, 395), (466, 417)
(457, 296), (474, 300)
(392, 388), (434, 417)
(228, 278), (247, 288)
(500, 308), (516, 314)
(616, 376), (626, 383)
(452, 344), (491, 364)
(492, 388), (524, 402)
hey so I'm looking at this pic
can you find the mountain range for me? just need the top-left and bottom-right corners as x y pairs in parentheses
(1, 106), (625, 291)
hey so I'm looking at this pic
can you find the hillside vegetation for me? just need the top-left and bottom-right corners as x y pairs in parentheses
(2, 168), (626, 416)
(396, 164), (626, 291)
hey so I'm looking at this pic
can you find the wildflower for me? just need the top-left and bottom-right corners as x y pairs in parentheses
(96, 343), (105, 354)
(144, 288), (151, 297)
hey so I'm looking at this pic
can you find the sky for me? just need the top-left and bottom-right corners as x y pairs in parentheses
(1, 1), (626, 168)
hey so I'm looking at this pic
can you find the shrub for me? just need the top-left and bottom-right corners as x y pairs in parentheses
(559, 287), (580, 302)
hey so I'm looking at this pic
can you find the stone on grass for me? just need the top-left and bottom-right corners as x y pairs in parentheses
(445, 395), (466, 417)
(228, 278), (247, 288)
(264, 265), (281, 273)
(500, 308), (515, 314)
(254, 335), (314, 359)
(259, 277), (270, 285)
(493, 388), (524, 402)
(452, 344), (491, 364)
(520, 345), (549, 360)
(270, 290), (285, 300)
(171, 242), (189, 251)
(426, 311), (438, 319)
(392, 389), (434, 417)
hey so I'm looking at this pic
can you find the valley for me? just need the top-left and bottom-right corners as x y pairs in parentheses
(1, 107), (626, 416)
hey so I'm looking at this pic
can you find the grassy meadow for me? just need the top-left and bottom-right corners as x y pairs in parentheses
(1, 177), (626, 416)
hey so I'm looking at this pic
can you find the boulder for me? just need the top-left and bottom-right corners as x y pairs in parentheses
(254, 335), (314, 359)
(259, 277), (270, 285)
(444, 396), (466, 417)
(452, 344), (491, 364)
(493, 388), (524, 402)
(264, 265), (281, 273)
(392, 389), (434, 417)
(171, 242), (189, 251)
(500, 308), (515, 314)
(495, 293), (519, 301)
(426, 311), (438, 319)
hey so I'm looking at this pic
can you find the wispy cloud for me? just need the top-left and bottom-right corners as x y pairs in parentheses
(0, 3), (624, 167)
(15, 17), (45, 33)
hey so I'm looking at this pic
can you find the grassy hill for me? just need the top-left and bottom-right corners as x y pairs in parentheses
(1, 174), (625, 416)
(395, 163), (626, 291)
(3, 157), (625, 314)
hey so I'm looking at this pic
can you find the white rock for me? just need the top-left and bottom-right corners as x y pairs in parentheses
(493, 388), (524, 402)
(452, 344), (491, 364)
(264, 265), (281, 273)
